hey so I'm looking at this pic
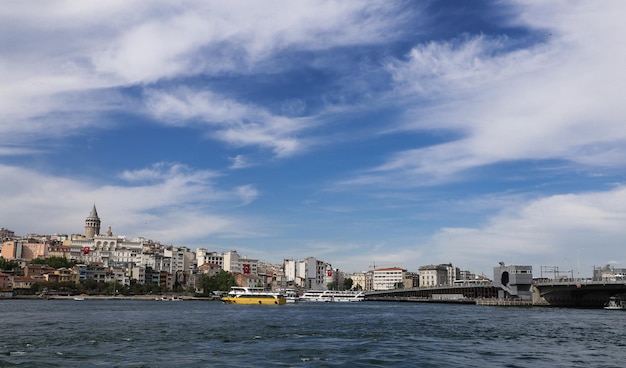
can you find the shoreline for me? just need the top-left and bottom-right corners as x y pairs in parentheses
(7, 294), (217, 301)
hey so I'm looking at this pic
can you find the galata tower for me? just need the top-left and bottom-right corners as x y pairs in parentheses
(85, 204), (101, 239)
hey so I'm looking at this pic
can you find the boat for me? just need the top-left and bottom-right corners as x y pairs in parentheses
(282, 289), (300, 303)
(221, 287), (286, 305)
(73, 297), (85, 301)
(299, 290), (364, 302)
(604, 296), (626, 310)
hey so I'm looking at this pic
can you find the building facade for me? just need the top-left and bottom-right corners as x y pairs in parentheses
(372, 267), (406, 290)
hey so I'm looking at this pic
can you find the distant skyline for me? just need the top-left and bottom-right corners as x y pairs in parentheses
(2, 1), (626, 276)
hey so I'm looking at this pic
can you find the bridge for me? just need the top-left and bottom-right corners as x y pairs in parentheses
(363, 279), (626, 308)
(365, 283), (498, 303)
(534, 279), (626, 308)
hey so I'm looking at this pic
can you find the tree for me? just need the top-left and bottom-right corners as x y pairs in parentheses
(199, 271), (236, 295)
(30, 256), (76, 269)
(327, 281), (337, 290)
(0, 257), (19, 271)
(343, 277), (354, 290)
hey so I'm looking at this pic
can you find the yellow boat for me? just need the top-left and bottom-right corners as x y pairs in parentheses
(221, 287), (286, 305)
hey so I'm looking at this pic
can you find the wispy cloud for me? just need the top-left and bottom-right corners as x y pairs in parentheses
(345, 1), (626, 186)
(0, 1), (408, 155)
(144, 87), (310, 157)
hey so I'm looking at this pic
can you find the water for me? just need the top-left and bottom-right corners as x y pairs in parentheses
(1, 299), (626, 367)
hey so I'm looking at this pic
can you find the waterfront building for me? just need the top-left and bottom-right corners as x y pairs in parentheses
(593, 264), (626, 281)
(418, 264), (449, 287)
(196, 248), (207, 268)
(223, 250), (242, 273)
(48, 245), (72, 259)
(493, 262), (533, 300)
(1, 239), (47, 261)
(372, 267), (406, 290)
(235, 273), (263, 288)
(164, 246), (195, 273)
(344, 272), (367, 291)
(0, 272), (11, 297)
(23, 264), (55, 279)
(0, 228), (15, 240)
(458, 270), (477, 281)
(11, 276), (36, 291)
(282, 257), (327, 289)
(404, 271), (419, 288)
(130, 266), (146, 284)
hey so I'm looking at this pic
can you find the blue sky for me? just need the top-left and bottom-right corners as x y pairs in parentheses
(2, 1), (626, 277)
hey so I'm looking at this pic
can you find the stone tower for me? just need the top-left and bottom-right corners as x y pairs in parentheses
(85, 204), (101, 239)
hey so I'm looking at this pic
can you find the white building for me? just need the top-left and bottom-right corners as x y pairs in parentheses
(223, 250), (241, 273)
(418, 264), (449, 287)
(372, 267), (406, 290)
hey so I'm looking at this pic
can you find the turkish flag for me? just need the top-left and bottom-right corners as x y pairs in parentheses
(243, 264), (251, 274)
(327, 270), (332, 277)
(83, 247), (90, 255)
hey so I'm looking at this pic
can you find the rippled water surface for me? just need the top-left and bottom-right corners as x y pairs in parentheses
(1, 299), (626, 367)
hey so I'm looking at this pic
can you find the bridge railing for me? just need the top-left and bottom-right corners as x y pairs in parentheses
(534, 278), (626, 286)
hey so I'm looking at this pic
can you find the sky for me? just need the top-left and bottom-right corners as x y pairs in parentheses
(2, 1), (626, 278)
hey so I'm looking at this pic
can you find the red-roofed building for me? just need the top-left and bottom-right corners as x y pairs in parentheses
(235, 273), (263, 288)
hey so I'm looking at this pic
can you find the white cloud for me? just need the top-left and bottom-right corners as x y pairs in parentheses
(0, 1), (407, 155)
(429, 186), (626, 276)
(0, 162), (255, 245)
(229, 155), (252, 170)
(234, 185), (258, 206)
(145, 87), (310, 157)
(368, 1), (626, 184)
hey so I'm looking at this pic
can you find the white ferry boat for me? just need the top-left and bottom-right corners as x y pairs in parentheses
(299, 290), (364, 302)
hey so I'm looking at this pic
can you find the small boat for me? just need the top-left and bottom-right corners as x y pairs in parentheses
(284, 289), (300, 303)
(221, 287), (286, 305)
(299, 290), (365, 302)
(604, 296), (626, 310)
(73, 297), (85, 301)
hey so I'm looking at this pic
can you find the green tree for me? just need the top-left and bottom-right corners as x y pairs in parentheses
(30, 256), (76, 269)
(327, 281), (337, 290)
(0, 256), (19, 271)
(199, 270), (236, 295)
(343, 277), (354, 290)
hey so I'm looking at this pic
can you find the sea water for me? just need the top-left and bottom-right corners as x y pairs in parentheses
(1, 299), (625, 367)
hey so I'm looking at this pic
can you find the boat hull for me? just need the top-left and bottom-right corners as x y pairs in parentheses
(222, 296), (286, 305)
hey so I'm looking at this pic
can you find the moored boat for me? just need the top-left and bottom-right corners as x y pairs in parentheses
(283, 289), (300, 303)
(604, 296), (626, 310)
(221, 287), (286, 305)
(299, 290), (364, 302)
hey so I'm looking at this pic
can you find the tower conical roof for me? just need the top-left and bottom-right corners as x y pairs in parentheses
(88, 203), (99, 219)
